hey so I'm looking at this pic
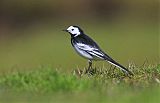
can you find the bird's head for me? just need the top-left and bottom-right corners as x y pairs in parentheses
(63, 25), (84, 37)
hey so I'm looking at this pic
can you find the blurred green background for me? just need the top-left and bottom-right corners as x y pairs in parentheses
(0, 0), (159, 72)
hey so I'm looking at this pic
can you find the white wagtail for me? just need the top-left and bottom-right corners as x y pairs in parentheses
(63, 25), (133, 75)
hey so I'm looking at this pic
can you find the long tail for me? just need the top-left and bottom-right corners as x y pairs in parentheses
(105, 58), (133, 76)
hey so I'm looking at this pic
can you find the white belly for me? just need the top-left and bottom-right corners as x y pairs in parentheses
(73, 45), (93, 59)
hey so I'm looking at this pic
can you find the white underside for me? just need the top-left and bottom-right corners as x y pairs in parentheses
(73, 43), (105, 60)
(74, 44), (93, 59)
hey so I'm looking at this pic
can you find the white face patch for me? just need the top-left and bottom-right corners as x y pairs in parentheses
(67, 26), (81, 37)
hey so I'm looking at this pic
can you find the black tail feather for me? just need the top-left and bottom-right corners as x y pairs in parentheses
(106, 59), (133, 76)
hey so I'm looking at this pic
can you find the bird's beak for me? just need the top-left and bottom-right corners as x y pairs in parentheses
(62, 29), (68, 32)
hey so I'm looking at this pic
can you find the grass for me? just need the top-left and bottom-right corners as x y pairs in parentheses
(0, 22), (158, 103)
(0, 64), (160, 103)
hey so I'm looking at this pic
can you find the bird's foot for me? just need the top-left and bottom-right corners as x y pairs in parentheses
(85, 67), (96, 75)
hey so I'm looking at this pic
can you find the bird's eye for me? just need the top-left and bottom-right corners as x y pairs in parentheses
(71, 29), (74, 31)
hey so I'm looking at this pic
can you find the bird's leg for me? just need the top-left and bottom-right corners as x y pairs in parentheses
(88, 60), (92, 71)
(86, 60), (92, 73)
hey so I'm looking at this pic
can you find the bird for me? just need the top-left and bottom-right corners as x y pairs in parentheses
(63, 25), (133, 76)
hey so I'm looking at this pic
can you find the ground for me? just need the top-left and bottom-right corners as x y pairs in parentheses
(0, 64), (159, 103)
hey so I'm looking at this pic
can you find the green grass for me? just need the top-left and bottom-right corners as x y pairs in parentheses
(0, 64), (160, 103)
(0, 22), (158, 103)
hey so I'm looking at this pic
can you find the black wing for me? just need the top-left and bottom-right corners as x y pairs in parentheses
(72, 34), (114, 61)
